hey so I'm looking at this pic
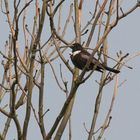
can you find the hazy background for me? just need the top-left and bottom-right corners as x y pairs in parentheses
(0, 1), (140, 140)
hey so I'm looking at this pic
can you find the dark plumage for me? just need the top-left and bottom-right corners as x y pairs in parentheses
(69, 43), (120, 74)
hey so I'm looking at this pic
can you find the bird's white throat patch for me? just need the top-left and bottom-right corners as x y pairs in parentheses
(69, 50), (81, 56)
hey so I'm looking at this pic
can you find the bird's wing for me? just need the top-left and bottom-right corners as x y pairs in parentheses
(80, 50), (91, 60)
(81, 51), (101, 64)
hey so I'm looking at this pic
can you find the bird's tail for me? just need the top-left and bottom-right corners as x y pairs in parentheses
(104, 66), (120, 74)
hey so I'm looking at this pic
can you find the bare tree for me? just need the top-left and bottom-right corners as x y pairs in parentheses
(0, 0), (140, 140)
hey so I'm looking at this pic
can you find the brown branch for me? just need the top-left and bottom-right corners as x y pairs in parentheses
(38, 61), (46, 138)
(2, 118), (11, 139)
(74, 0), (81, 43)
(61, 3), (73, 37)
(79, 0), (99, 38)
(78, 48), (130, 72)
(49, 17), (73, 72)
(97, 76), (118, 140)
(52, 0), (65, 17)
(23, 1), (47, 139)
(17, 0), (33, 23)
(0, 108), (11, 118)
(54, 1), (83, 139)
(10, 80), (22, 140)
(0, 84), (10, 91)
(45, 56), (66, 92)
(4, 0), (15, 36)
(87, 74), (106, 140)
(45, 81), (80, 140)
(86, 0), (108, 48)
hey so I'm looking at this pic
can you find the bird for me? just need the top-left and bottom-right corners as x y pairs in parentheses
(69, 43), (120, 74)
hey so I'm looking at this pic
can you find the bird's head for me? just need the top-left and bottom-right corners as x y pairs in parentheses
(70, 43), (83, 52)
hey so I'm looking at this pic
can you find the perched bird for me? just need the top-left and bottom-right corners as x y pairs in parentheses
(69, 43), (120, 74)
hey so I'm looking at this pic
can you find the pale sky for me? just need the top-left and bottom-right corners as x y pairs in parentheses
(0, 1), (140, 140)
